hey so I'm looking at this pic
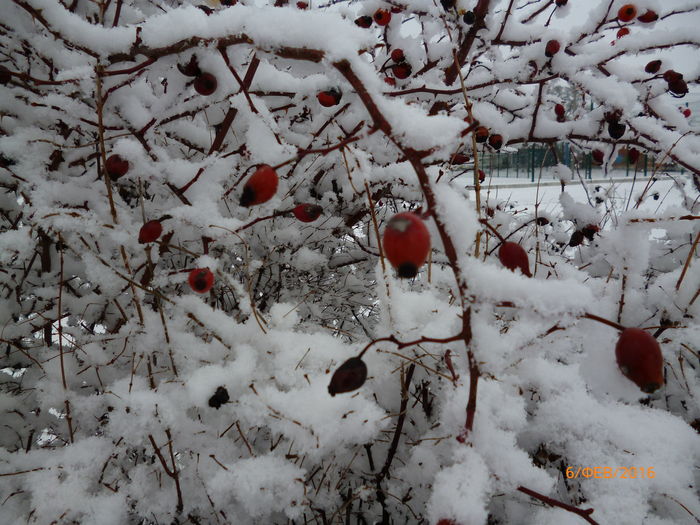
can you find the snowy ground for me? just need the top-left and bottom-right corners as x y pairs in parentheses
(467, 170), (685, 219)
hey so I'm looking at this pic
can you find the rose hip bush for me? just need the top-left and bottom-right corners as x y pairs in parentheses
(1, 1), (699, 524)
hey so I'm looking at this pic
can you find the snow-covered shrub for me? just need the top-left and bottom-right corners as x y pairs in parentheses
(1, 1), (699, 523)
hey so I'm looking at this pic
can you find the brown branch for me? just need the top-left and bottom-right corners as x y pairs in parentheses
(444, 0), (492, 86)
(518, 486), (599, 525)
(148, 431), (184, 514)
(676, 231), (700, 291)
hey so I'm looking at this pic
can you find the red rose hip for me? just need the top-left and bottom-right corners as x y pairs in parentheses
(317, 89), (341, 107)
(488, 134), (503, 150)
(373, 9), (391, 26)
(194, 73), (217, 96)
(138, 220), (163, 244)
(545, 39), (560, 58)
(105, 154), (129, 180)
(617, 4), (637, 22)
(383, 212), (431, 278)
(240, 164), (279, 207)
(390, 48), (405, 62)
(637, 10), (658, 23)
(293, 203), (323, 222)
(498, 242), (531, 277)
(188, 268), (214, 294)
(615, 328), (664, 393)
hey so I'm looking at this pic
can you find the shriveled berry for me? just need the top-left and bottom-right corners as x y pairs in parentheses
(568, 230), (584, 247)
(608, 121), (626, 139)
(0, 66), (12, 85)
(637, 10), (658, 23)
(355, 15), (373, 28)
(208, 386), (230, 408)
(581, 224), (599, 241)
(328, 357), (368, 396)
(644, 60), (661, 74)
(178, 55), (201, 77)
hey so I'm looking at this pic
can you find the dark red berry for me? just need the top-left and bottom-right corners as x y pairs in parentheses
(355, 15), (373, 28)
(581, 224), (599, 241)
(293, 203), (323, 222)
(196, 5), (214, 15)
(0, 66), (11, 85)
(474, 126), (489, 143)
(105, 154), (129, 179)
(488, 134), (503, 150)
(545, 39), (560, 58)
(188, 268), (214, 294)
(296, 1), (308, 8)
(452, 153), (470, 164)
(328, 357), (367, 396)
(384, 76), (396, 86)
(373, 9), (391, 26)
(392, 63), (412, 79)
(616, 27), (630, 39)
(194, 73), (217, 96)
(390, 48), (405, 62)
(138, 220), (163, 244)
(555, 103), (565, 117)
(178, 56), (201, 77)
(498, 242), (531, 277)
(478, 169), (486, 183)
(663, 70), (682, 83)
(627, 148), (640, 163)
(668, 78), (688, 98)
(644, 60), (662, 74)
(592, 149), (605, 164)
(616, 328), (664, 393)
(608, 121), (626, 139)
(637, 10), (658, 23)
(568, 230), (584, 247)
(555, 0), (567, 6)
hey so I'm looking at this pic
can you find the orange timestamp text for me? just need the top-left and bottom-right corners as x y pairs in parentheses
(565, 466), (655, 479)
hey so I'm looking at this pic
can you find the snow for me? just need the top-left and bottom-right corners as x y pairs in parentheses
(2, 0), (699, 524)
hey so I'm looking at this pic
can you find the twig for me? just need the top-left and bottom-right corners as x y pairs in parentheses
(518, 486), (599, 525)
